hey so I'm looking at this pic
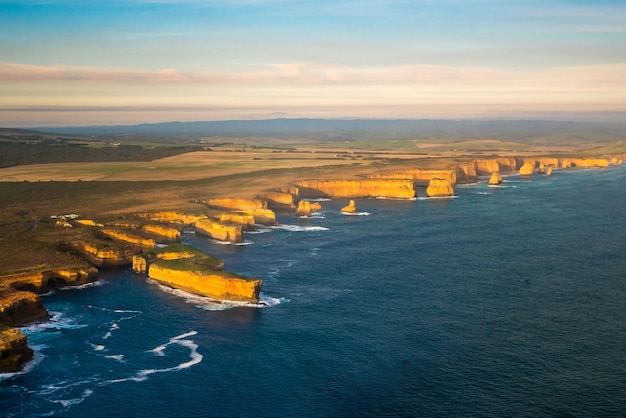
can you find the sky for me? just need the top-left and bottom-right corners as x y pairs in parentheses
(0, 0), (625, 127)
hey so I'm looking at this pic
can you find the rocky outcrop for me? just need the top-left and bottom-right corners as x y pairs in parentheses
(263, 192), (296, 210)
(426, 179), (455, 197)
(136, 244), (261, 303)
(57, 239), (139, 267)
(204, 198), (267, 211)
(341, 200), (357, 213)
(611, 157), (623, 165)
(546, 167), (553, 176)
(368, 169), (457, 186)
(244, 209), (277, 226)
(213, 213), (256, 230)
(295, 179), (415, 199)
(488, 171), (503, 185)
(136, 211), (207, 226)
(570, 158), (610, 168)
(519, 162), (534, 176)
(0, 289), (47, 327)
(295, 201), (312, 217)
(0, 328), (33, 373)
(97, 229), (156, 250)
(195, 219), (244, 244)
(141, 224), (182, 243)
(73, 219), (103, 227)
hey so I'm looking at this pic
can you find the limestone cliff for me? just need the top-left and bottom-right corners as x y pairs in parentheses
(0, 289), (47, 327)
(57, 239), (139, 267)
(519, 162), (534, 176)
(138, 245), (261, 303)
(213, 213), (256, 230)
(295, 179), (415, 199)
(136, 211), (207, 226)
(263, 192), (296, 210)
(0, 328), (33, 373)
(367, 169), (456, 186)
(195, 219), (244, 244)
(141, 224), (182, 243)
(149, 263), (262, 303)
(244, 209), (278, 226)
(97, 229), (156, 250)
(295, 201), (312, 217)
(426, 179), (455, 197)
(341, 200), (357, 213)
(204, 198), (267, 211)
(570, 158), (610, 168)
(488, 171), (503, 185)
(310, 202), (322, 212)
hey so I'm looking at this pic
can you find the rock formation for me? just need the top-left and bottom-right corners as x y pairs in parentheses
(263, 192), (296, 210)
(204, 198), (267, 211)
(426, 179), (455, 197)
(341, 200), (357, 213)
(213, 213), (256, 230)
(141, 224), (182, 243)
(570, 158), (610, 168)
(0, 328), (33, 373)
(195, 219), (244, 244)
(136, 244), (261, 303)
(295, 179), (415, 199)
(57, 239), (139, 267)
(295, 201), (312, 217)
(310, 202), (322, 212)
(488, 171), (503, 185)
(97, 229), (156, 250)
(0, 289), (48, 327)
(368, 169), (457, 186)
(546, 166), (553, 176)
(519, 162), (534, 176)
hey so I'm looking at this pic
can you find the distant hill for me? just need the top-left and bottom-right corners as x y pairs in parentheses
(34, 118), (626, 142)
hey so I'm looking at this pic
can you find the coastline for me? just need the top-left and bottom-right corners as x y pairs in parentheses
(0, 152), (624, 373)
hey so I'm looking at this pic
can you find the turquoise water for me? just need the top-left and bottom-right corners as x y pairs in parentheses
(2, 166), (626, 417)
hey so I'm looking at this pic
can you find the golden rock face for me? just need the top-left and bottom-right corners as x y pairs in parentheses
(519, 162), (534, 176)
(141, 224), (182, 243)
(148, 263), (262, 303)
(0, 289), (48, 327)
(195, 219), (244, 244)
(295, 179), (415, 199)
(263, 192), (296, 210)
(98, 229), (156, 250)
(426, 179), (455, 197)
(341, 200), (357, 213)
(205, 198), (267, 211)
(368, 169), (457, 186)
(488, 171), (503, 185)
(295, 201), (312, 217)
(0, 328), (33, 373)
(214, 213), (256, 230)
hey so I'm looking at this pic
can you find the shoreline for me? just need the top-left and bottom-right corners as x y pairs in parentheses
(1, 152), (624, 373)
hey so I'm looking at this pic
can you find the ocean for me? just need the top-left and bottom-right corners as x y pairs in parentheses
(2, 166), (626, 417)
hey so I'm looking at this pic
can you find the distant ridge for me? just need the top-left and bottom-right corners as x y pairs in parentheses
(34, 118), (626, 139)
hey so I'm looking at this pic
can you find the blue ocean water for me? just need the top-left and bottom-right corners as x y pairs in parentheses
(2, 166), (626, 417)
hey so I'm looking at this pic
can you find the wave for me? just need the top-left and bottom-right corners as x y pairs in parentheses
(341, 212), (370, 216)
(19, 312), (86, 333)
(0, 345), (45, 381)
(60, 280), (104, 291)
(247, 227), (273, 234)
(156, 243), (168, 248)
(274, 224), (330, 232)
(475, 192), (493, 195)
(52, 388), (94, 408)
(104, 354), (125, 362)
(376, 196), (417, 201)
(302, 198), (331, 201)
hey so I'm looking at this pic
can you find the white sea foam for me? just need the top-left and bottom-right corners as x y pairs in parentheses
(235, 241), (254, 246)
(260, 293), (289, 307)
(19, 312), (86, 333)
(104, 354), (125, 362)
(247, 227), (273, 234)
(341, 211), (370, 216)
(90, 344), (106, 352)
(60, 280), (104, 291)
(156, 243), (168, 248)
(0, 346), (45, 381)
(303, 198), (331, 201)
(475, 192), (493, 195)
(274, 224), (330, 232)
(52, 389), (94, 408)
(376, 196), (417, 201)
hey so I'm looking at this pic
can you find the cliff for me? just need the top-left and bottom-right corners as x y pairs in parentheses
(0, 289), (48, 327)
(213, 213), (256, 230)
(341, 200), (357, 213)
(204, 198), (267, 211)
(97, 229), (156, 250)
(519, 162), (534, 176)
(242, 209), (277, 226)
(295, 201), (312, 217)
(141, 224), (182, 243)
(0, 328), (33, 373)
(262, 192), (296, 210)
(426, 179), (455, 197)
(136, 211), (207, 226)
(488, 171), (503, 185)
(295, 179), (415, 199)
(367, 169), (456, 186)
(57, 239), (139, 267)
(195, 219), (244, 244)
(135, 245), (261, 303)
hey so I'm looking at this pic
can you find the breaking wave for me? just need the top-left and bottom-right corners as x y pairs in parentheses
(274, 224), (330, 232)
(341, 212), (370, 216)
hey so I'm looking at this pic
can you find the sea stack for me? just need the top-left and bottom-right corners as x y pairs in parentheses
(341, 200), (357, 214)
(519, 162), (534, 177)
(546, 166), (553, 176)
(295, 201), (312, 217)
(426, 178), (454, 197)
(488, 171), (503, 185)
